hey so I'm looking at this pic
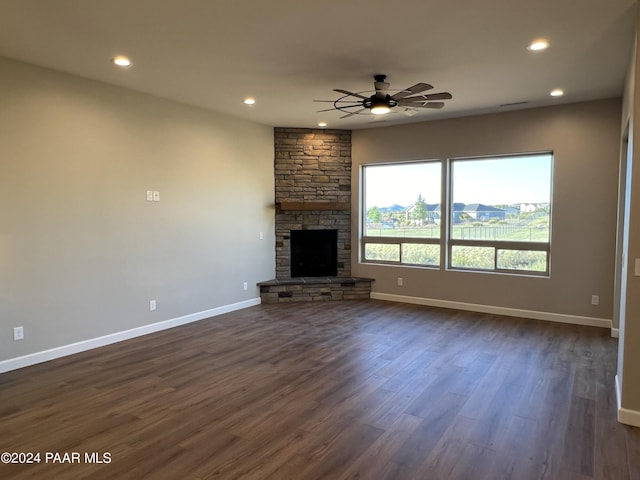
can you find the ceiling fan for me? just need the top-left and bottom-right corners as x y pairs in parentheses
(315, 74), (452, 119)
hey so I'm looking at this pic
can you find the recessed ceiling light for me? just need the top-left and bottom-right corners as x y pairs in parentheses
(243, 97), (256, 105)
(528, 39), (549, 51)
(318, 122), (327, 127)
(112, 55), (132, 68)
(550, 88), (564, 97)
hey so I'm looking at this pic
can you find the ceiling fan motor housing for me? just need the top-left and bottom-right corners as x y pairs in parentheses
(364, 95), (398, 110)
(373, 74), (390, 98)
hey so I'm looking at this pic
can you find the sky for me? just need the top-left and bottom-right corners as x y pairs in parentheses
(364, 154), (552, 208)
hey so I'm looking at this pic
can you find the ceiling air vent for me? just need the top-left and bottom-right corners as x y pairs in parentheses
(500, 101), (529, 107)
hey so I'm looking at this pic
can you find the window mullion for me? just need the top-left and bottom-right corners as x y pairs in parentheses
(444, 158), (452, 270)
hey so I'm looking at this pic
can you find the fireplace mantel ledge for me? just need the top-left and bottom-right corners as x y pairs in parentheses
(276, 201), (350, 211)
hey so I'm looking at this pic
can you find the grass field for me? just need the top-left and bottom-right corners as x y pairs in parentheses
(364, 221), (549, 271)
(365, 222), (549, 242)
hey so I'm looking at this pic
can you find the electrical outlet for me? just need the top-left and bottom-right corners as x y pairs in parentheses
(397, 277), (403, 286)
(149, 300), (156, 311)
(13, 326), (24, 341)
(591, 295), (600, 306)
(259, 232), (264, 240)
(243, 282), (248, 291)
(146, 190), (154, 201)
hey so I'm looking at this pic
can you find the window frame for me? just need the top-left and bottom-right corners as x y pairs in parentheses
(446, 152), (552, 276)
(447, 240), (550, 275)
(360, 152), (553, 276)
(361, 159), (443, 268)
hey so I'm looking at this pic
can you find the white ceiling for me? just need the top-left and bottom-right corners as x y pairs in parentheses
(0, 0), (636, 130)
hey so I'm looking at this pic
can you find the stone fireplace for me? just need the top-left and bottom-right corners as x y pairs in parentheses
(258, 127), (373, 303)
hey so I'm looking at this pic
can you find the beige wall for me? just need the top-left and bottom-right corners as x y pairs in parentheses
(0, 57), (275, 362)
(352, 99), (621, 320)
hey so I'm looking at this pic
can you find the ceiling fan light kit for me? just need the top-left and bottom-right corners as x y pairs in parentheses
(315, 74), (452, 119)
(369, 98), (392, 115)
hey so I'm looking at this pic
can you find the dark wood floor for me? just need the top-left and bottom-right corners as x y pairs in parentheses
(1, 300), (639, 479)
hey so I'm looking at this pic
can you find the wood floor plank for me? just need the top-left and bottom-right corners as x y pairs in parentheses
(561, 396), (596, 477)
(392, 391), (469, 468)
(411, 414), (480, 480)
(446, 443), (498, 480)
(625, 425), (640, 479)
(485, 413), (539, 479)
(336, 413), (423, 480)
(1, 299), (638, 480)
(364, 373), (439, 430)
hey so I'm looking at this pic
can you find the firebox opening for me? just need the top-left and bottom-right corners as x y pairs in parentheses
(290, 229), (338, 277)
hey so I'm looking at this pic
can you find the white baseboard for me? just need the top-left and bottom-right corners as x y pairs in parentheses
(0, 298), (261, 374)
(616, 374), (640, 427)
(611, 328), (620, 338)
(370, 292), (612, 329)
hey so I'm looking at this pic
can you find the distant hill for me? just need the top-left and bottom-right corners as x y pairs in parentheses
(378, 204), (407, 213)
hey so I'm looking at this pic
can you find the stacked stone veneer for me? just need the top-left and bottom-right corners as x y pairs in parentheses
(274, 127), (352, 278)
(258, 127), (373, 303)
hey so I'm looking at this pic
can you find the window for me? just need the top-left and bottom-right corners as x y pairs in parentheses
(361, 153), (553, 275)
(362, 161), (441, 267)
(449, 153), (551, 274)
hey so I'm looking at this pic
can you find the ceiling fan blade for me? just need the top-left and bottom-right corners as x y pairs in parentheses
(424, 92), (452, 101)
(339, 108), (366, 119)
(392, 83), (433, 100)
(317, 107), (340, 112)
(338, 104), (367, 109)
(334, 89), (368, 100)
(397, 92), (453, 107)
(408, 101), (446, 109)
(401, 108), (419, 117)
(397, 97), (428, 106)
(314, 99), (362, 105)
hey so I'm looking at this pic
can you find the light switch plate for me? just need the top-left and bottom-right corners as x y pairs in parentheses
(13, 326), (24, 341)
